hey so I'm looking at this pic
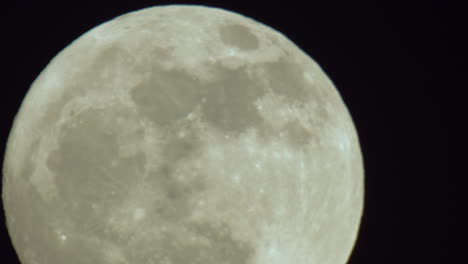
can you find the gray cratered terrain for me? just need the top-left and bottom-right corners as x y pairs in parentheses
(2, 5), (364, 264)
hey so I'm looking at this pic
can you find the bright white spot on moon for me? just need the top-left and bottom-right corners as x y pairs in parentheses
(255, 162), (262, 170)
(2, 4), (364, 264)
(133, 208), (146, 221)
(55, 229), (67, 244)
(233, 174), (241, 183)
(268, 245), (279, 257)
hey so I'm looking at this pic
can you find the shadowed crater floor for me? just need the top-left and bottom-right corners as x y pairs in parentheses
(219, 24), (259, 50)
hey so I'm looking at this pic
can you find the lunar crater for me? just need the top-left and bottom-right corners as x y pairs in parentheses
(261, 58), (312, 102)
(219, 24), (259, 51)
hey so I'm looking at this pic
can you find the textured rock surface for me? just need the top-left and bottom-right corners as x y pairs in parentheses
(2, 5), (363, 264)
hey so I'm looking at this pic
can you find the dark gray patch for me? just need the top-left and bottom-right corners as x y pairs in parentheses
(284, 120), (312, 147)
(131, 63), (267, 135)
(161, 133), (201, 163)
(47, 109), (119, 196)
(151, 162), (206, 222)
(255, 122), (280, 144)
(112, 152), (147, 181)
(130, 68), (203, 126)
(201, 65), (266, 135)
(263, 58), (310, 101)
(46, 108), (144, 230)
(220, 24), (259, 50)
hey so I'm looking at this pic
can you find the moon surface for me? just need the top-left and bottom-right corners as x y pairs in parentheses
(2, 5), (364, 264)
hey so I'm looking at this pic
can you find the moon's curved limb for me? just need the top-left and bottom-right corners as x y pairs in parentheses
(2, 5), (364, 264)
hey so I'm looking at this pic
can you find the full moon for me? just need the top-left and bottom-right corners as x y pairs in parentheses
(2, 5), (364, 264)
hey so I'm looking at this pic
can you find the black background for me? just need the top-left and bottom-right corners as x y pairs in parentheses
(1, 0), (454, 263)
